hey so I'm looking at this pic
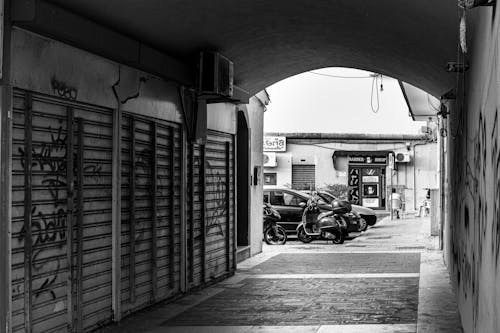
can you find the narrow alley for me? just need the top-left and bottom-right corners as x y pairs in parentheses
(99, 216), (462, 333)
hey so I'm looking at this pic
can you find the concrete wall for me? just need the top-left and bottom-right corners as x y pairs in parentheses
(12, 29), (184, 122)
(268, 153), (293, 187)
(241, 92), (267, 256)
(447, 6), (500, 333)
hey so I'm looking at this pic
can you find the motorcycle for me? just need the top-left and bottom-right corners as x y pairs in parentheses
(296, 197), (349, 244)
(263, 203), (287, 245)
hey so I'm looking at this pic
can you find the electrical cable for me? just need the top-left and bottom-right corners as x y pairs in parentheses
(307, 70), (384, 113)
(308, 71), (374, 79)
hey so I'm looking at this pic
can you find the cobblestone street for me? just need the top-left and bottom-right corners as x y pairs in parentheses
(100, 216), (463, 333)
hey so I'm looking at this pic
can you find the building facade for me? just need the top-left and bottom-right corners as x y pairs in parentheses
(263, 133), (438, 212)
(0, 27), (266, 332)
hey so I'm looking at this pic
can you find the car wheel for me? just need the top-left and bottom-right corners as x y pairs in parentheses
(297, 227), (313, 243)
(358, 217), (368, 232)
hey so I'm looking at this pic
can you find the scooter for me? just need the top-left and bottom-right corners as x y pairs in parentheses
(263, 203), (287, 245)
(296, 198), (348, 244)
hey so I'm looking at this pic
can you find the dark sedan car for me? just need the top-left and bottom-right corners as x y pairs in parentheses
(263, 187), (360, 235)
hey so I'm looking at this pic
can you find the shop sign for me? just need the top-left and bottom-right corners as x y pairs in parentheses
(362, 175), (379, 183)
(264, 136), (286, 152)
(348, 155), (387, 164)
(362, 198), (380, 208)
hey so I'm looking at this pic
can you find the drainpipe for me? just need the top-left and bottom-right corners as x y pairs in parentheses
(413, 144), (417, 211)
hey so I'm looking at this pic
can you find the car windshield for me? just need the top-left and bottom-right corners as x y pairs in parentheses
(307, 193), (328, 205)
(318, 192), (335, 202)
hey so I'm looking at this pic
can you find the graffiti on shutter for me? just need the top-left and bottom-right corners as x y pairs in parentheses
(186, 131), (235, 288)
(204, 131), (235, 280)
(120, 113), (182, 315)
(11, 89), (113, 332)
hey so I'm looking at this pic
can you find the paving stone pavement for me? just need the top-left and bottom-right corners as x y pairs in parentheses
(246, 252), (421, 274)
(99, 215), (463, 333)
(164, 277), (419, 326)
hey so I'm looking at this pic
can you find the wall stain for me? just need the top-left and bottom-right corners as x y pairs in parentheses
(51, 76), (78, 101)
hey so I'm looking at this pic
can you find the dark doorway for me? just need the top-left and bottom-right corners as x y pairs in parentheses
(237, 111), (250, 247)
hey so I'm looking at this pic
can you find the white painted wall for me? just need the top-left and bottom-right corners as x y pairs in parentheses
(242, 92), (267, 256)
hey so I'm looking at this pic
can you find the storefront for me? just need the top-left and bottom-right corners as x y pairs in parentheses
(345, 153), (390, 210)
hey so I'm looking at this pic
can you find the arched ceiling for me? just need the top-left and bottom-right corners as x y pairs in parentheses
(48, 0), (460, 97)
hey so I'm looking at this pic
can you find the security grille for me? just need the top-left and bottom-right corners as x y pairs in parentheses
(292, 165), (315, 190)
(186, 131), (235, 288)
(120, 113), (182, 315)
(11, 89), (114, 333)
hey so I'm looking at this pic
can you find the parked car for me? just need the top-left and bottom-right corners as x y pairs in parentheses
(263, 187), (360, 235)
(310, 191), (378, 226)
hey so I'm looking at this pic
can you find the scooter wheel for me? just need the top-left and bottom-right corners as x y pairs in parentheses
(332, 230), (344, 244)
(358, 217), (368, 232)
(297, 227), (313, 243)
(264, 226), (287, 245)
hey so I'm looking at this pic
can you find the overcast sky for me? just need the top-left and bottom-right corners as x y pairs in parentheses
(264, 68), (426, 134)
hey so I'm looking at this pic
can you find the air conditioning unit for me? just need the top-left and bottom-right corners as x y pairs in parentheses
(198, 51), (234, 98)
(396, 152), (411, 163)
(263, 152), (277, 167)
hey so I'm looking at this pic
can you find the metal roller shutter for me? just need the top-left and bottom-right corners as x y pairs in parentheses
(75, 103), (114, 332)
(186, 143), (204, 288)
(120, 113), (182, 315)
(186, 131), (235, 289)
(11, 89), (114, 333)
(292, 165), (316, 190)
(204, 131), (235, 280)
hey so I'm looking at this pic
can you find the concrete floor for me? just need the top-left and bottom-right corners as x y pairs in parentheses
(99, 216), (463, 333)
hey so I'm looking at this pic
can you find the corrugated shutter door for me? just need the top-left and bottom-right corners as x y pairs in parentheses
(120, 113), (182, 315)
(205, 131), (235, 280)
(75, 102), (114, 332)
(11, 90), (72, 333)
(186, 144), (204, 288)
(186, 131), (235, 289)
(292, 165), (316, 190)
(11, 89), (114, 333)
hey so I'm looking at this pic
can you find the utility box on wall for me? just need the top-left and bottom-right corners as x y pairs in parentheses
(198, 51), (234, 98)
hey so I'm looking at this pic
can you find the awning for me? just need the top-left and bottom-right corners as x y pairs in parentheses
(398, 81), (440, 121)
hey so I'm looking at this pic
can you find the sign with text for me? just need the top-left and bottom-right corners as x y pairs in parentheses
(362, 198), (379, 208)
(348, 155), (387, 165)
(362, 176), (379, 183)
(264, 136), (286, 152)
